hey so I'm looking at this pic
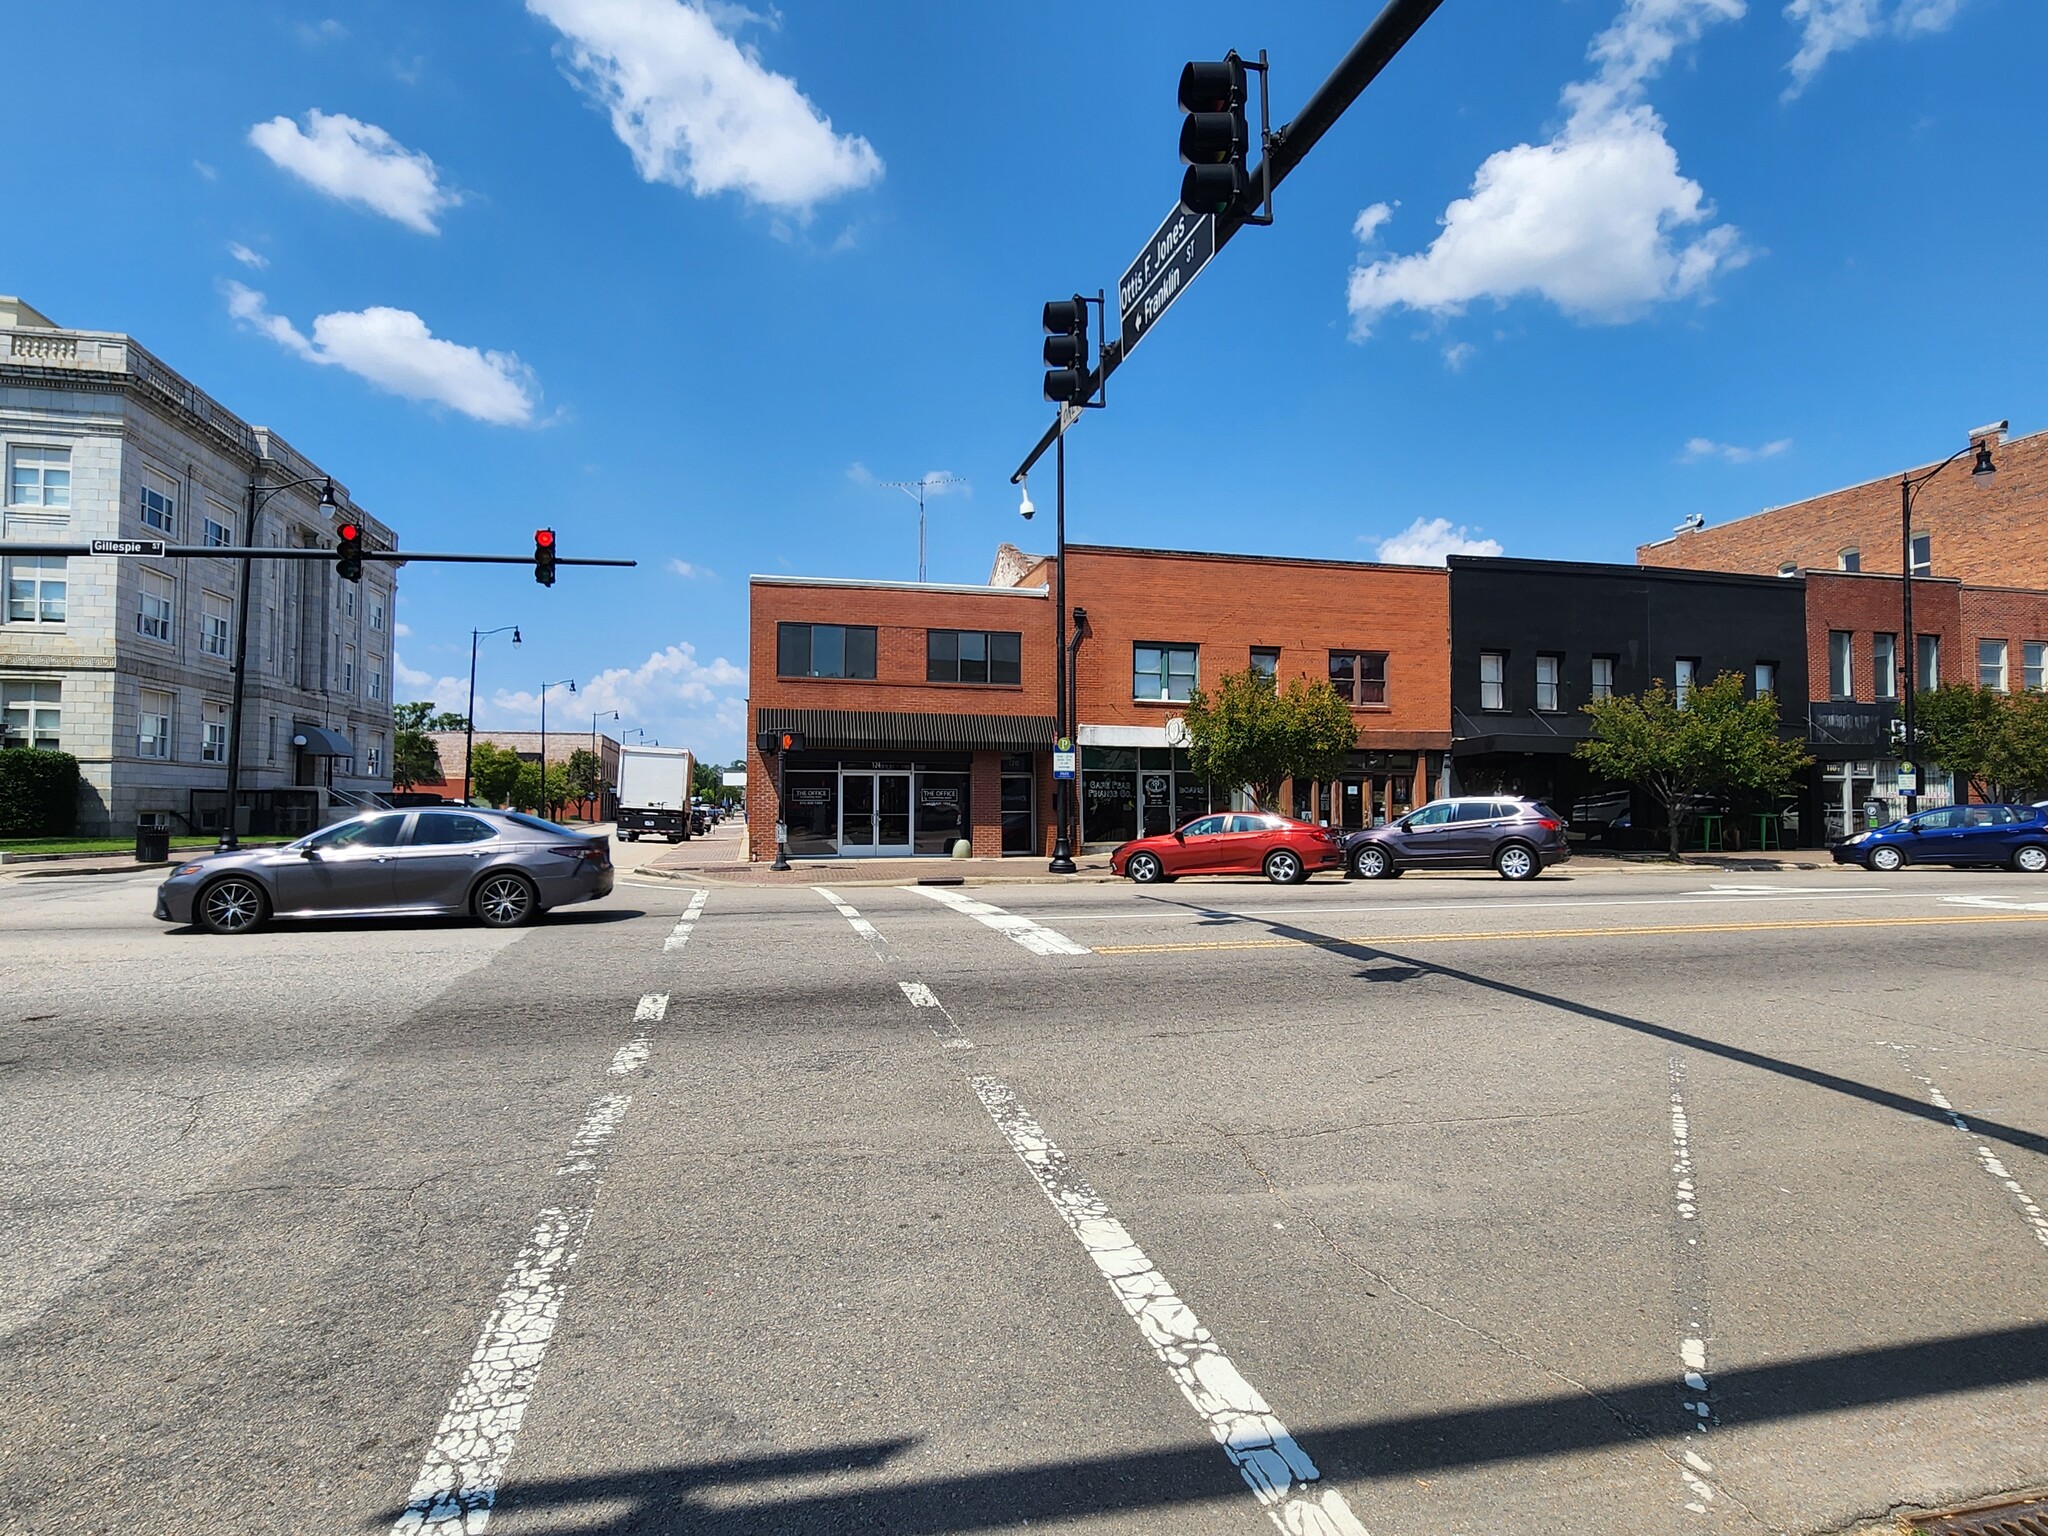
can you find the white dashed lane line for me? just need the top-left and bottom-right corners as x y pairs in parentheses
(1665, 1057), (1723, 1518)
(912, 885), (1092, 956)
(1883, 1041), (2048, 1251)
(663, 887), (709, 952)
(817, 887), (1363, 1536)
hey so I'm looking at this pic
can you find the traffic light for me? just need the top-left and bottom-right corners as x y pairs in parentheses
(1178, 55), (1249, 216)
(534, 528), (557, 587)
(335, 522), (364, 583)
(1042, 297), (1089, 404)
(756, 730), (806, 755)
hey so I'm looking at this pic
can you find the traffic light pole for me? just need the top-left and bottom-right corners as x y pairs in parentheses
(770, 748), (791, 871)
(1048, 433), (1077, 874)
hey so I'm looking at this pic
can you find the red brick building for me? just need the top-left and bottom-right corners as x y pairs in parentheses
(1639, 424), (2043, 586)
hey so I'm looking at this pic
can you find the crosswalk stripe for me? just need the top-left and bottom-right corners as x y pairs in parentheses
(912, 885), (1092, 955)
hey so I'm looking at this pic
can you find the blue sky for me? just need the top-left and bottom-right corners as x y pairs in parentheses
(5, 0), (2041, 763)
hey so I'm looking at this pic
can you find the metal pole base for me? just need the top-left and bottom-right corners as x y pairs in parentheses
(216, 833), (239, 853)
(770, 845), (791, 872)
(1048, 839), (1076, 875)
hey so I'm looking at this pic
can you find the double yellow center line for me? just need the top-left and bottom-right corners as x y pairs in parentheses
(1092, 910), (2048, 956)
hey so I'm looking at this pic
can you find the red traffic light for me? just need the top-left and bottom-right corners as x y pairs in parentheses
(338, 523), (360, 542)
(535, 528), (556, 549)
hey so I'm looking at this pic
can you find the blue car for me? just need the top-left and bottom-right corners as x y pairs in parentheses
(1833, 803), (2048, 872)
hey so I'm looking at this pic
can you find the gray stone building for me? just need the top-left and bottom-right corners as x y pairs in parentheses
(1, 295), (397, 836)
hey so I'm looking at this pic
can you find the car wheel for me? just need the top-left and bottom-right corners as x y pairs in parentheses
(474, 871), (539, 927)
(1352, 845), (1393, 880)
(1869, 845), (1905, 872)
(1264, 849), (1305, 884)
(196, 876), (270, 935)
(2013, 844), (2048, 874)
(1126, 852), (1164, 884)
(1495, 843), (1538, 881)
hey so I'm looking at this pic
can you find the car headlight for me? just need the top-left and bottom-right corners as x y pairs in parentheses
(172, 862), (208, 876)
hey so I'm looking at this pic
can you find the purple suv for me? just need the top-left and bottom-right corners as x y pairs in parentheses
(1342, 797), (1572, 882)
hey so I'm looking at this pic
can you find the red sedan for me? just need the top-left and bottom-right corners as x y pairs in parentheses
(1109, 812), (1345, 884)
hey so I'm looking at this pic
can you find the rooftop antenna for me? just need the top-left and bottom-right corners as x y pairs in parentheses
(880, 474), (966, 581)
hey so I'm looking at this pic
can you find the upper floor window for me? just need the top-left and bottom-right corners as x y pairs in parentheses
(137, 569), (175, 643)
(5, 556), (66, 625)
(369, 597), (386, 632)
(341, 644), (357, 693)
(777, 622), (877, 680)
(1829, 631), (1854, 699)
(138, 470), (178, 536)
(927, 629), (1022, 685)
(1754, 661), (1778, 698)
(1978, 639), (2008, 692)
(1916, 633), (1940, 691)
(201, 701), (229, 764)
(342, 586), (356, 618)
(1133, 643), (1197, 703)
(1837, 548), (1860, 573)
(2026, 641), (2047, 693)
(1328, 650), (1388, 707)
(1910, 534), (1932, 577)
(1479, 651), (1506, 711)
(368, 654), (386, 701)
(1249, 647), (1279, 689)
(1, 679), (61, 750)
(138, 688), (173, 759)
(8, 446), (70, 508)
(1675, 657), (1699, 708)
(200, 592), (232, 658)
(1590, 656), (1616, 701)
(1535, 653), (1562, 713)
(202, 512), (234, 547)
(1873, 633), (1898, 700)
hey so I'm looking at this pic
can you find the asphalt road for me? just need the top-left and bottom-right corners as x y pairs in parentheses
(3, 852), (2047, 1535)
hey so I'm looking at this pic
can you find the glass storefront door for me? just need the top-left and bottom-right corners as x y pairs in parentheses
(841, 770), (913, 855)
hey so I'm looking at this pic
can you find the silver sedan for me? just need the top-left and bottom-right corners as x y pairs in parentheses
(154, 808), (615, 935)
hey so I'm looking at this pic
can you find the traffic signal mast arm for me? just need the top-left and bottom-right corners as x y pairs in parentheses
(1009, 0), (1448, 484)
(0, 540), (636, 567)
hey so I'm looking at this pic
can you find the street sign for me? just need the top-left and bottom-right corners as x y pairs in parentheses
(89, 538), (166, 557)
(1118, 205), (1217, 358)
(1896, 762), (1919, 793)
(1055, 401), (1083, 436)
(1053, 748), (1077, 781)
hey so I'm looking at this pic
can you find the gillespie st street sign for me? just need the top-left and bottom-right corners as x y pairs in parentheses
(88, 538), (166, 557)
(1117, 205), (1217, 359)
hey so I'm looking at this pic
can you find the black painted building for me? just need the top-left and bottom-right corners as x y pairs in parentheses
(1447, 557), (1814, 847)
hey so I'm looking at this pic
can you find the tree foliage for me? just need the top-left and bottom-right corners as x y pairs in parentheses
(564, 748), (605, 806)
(394, 701), (469, 732)
(1181, 669), (1359, 811)
(1575, 671), (1812, 859)
(0, 749), (79, 837)
(1915, 683), (2048, 802)
(392, 729), (442, 791)
(512, 761), (572, 817)
(467, 741), (524, 808)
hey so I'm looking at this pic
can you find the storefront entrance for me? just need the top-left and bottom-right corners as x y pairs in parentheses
(782, 754), (973, 858)
(840, 770), (913, 855)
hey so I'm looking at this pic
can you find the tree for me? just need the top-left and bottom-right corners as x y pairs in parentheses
(392, 729), (442, 791)
(1182, 669), (1359, 811)
(395, 701), (469, 732)
(468, 741), (524, 808)
(692, 759), (724, 804)
(564, 747), (605, 810)
(512, 761), (572, 816)
(1917, 683), (2048, 802)
(1576, 671), (1812, 859)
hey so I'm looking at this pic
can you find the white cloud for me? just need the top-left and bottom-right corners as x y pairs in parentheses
(393, 653), (470, 701)
(1783, 0), (1966, 96)
(224, 282), (543, 426)
(1443, 341), (1477, 372)
(1370, 517), (1505, 565)
(248, 110), (459, 233)
(297, 18), (348, 45)
(667, 558), (715, 579)
(1348, 0), (1747, 338)
(393, 622), (412, 638)
(491, 641), (748, 724)
(845, 461), (875, 486)
(525, 0), (883, 212)
(1681, 435), (1792, 463)
(193, 160), (219, 181)
(227, 241), (268, 270)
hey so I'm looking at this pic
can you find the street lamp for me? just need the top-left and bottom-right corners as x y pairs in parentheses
(538, 678), (576, 817)
(1897, 429), (1998, 813)
(879, 474), (966, 582)
(1018, 445), (1077, 873)
(219, 473), (336, 851)
(463, 625), (521, 806)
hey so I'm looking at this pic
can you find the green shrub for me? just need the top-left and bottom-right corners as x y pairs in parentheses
(0, 749), (80, 837)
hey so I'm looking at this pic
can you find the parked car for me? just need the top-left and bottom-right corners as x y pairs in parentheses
(1832, 803), (2048, 872)
(1344, 797), (1571, 881)
(155, 807), (614, 935)
(1110, 812), (1344, 884)
(385, 791), (454, 808)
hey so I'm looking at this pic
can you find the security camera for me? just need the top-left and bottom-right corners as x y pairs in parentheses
(1018, 481), (1035, 520)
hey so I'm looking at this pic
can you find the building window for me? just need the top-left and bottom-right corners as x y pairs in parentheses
(1328, 650), (1389, 707)
(200, 591), (233, 658)
(367, 738), (385, 776)
(1910, 534), (1931, 577)
(2, 679), (61, 750)
(1590, 656), (1616, 701)
(1249, 647), (1279, 688)
(1873, 633), (1898, 700)
(2026, 641), (2047, 693)
(1829, 631), (1854, 699)
(201, 701), (229, 764)
(138, 470), (178, 536)
(1979, 639), (2008, 691)
(341, 644), (356, 693)
(1534, 653), (1562, 713)
(369, 597), (386, 632)
(1479, 651), (1506, 711)
(1134, 643), (1198, 703)
(776, 622), (878, 680)
(1754, 661), (1777, 698)
(926, 629), (1023, 685)
(138, 689), (173, 759)
(5, 556), (66, 624)
(369, 654), (385, 701)
(1916, 634), (1940, 691)
(342, 586), (355, 618)
(1838, 548), (1860, 573)
(1675, 657), (1699, 708)
(268, 716), (279, 764)
(138, 568), (175, 642)
(202, 513), (234, 547)
(8, 446), (71, 508)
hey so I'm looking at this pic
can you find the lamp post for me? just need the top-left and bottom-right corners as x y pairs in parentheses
(591, 708), (618, 820)
(1017, 437), (1077, 873)
(1897, 432), (1997, 814)
(879, 474), (965, 582)
(219, 473), (336, 851)
(538, 678), (576, 817)
(463, 625), (521, 806)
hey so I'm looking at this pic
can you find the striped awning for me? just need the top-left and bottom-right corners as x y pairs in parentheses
(758, 708), (1055, 752)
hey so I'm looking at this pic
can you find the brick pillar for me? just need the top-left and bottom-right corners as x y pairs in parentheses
(749, 745), (779, 863)
(971, 751), (1004, 857)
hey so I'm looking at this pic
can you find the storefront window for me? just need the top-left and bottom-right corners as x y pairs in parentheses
(914, 772), (970, 854)
(784, 771), (838, 855)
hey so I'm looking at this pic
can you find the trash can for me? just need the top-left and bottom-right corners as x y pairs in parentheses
(135, 824), (171, 863)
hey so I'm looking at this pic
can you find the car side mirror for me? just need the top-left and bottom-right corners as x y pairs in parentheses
(1174, 830), (1186, 842)
(300, 846), (320, 860)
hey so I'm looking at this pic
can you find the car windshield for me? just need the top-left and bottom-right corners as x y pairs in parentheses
(299, 814), (407, 851)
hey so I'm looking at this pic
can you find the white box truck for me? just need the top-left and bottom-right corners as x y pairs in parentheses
(615, 746), (695, 842)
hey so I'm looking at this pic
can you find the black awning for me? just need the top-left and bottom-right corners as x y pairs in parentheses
(1452, 734), (1580, 758)
(291, 724), (357, 757)
(758, 708), (1055, 752)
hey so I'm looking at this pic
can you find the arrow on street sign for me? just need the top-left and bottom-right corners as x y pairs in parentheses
(1118, 205), (1217, 359)
(89, 538), (167, 557)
